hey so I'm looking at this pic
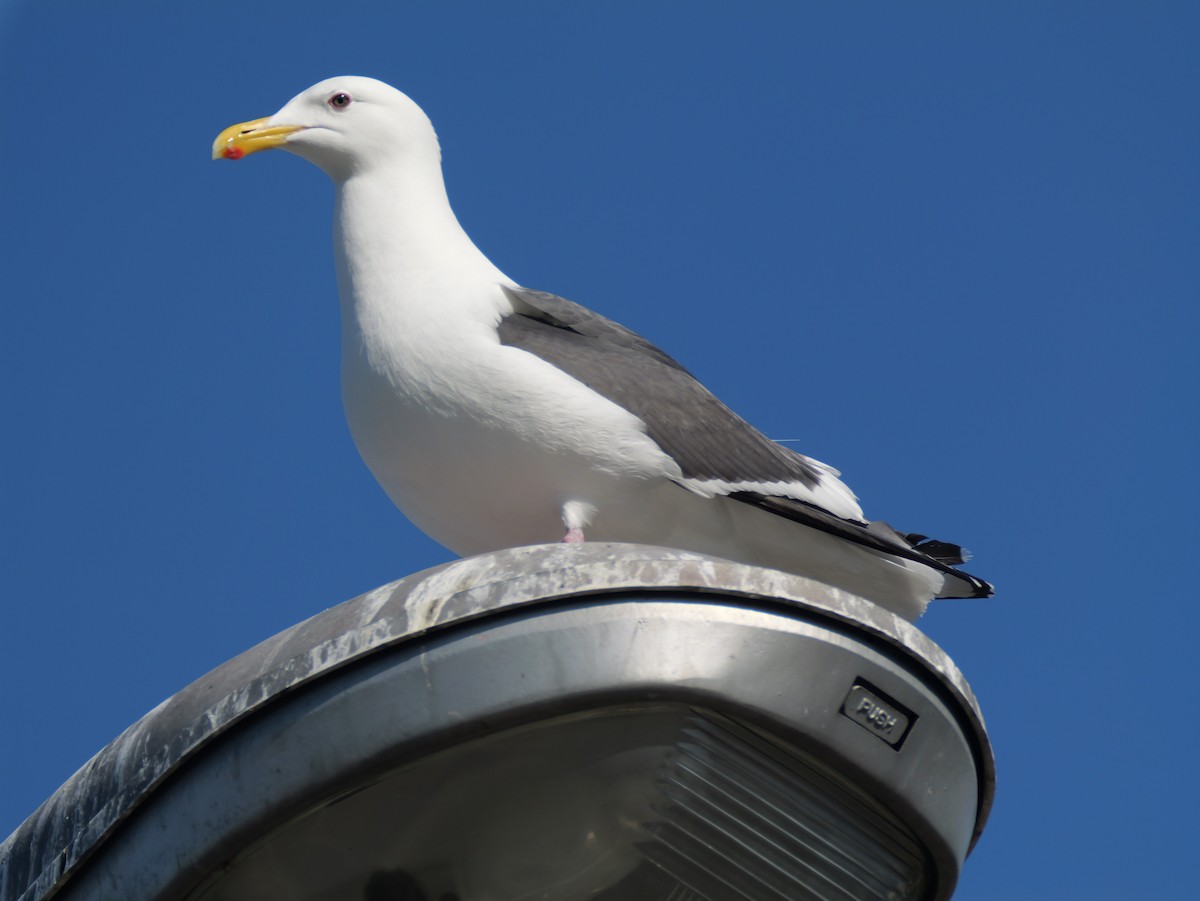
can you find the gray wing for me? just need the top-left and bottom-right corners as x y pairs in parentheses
(498, 286), (994, 600)
(498, 285), (823, 489)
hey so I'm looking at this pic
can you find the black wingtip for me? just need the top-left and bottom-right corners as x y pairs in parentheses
(905, 533), (972, 566)
(730, 492), (995, 600)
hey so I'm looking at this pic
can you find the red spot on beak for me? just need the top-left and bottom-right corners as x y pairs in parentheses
(223, 146), (244, 160)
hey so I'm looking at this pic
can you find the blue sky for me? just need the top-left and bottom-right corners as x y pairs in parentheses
(2, 2), (1196, 897)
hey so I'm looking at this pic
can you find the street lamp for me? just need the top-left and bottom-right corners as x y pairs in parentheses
(0, 544), (993, 901)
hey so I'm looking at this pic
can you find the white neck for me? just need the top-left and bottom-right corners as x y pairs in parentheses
(331, 158), (512, 375)
(333, 161), (503, 295)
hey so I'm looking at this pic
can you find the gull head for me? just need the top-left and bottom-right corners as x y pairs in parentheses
(212, 76), (439, 181)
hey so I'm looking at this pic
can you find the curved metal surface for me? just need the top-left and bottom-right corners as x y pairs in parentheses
(0, 543), (994, 901)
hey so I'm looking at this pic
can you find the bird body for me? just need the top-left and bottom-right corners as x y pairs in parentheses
(214, 76), (991, 620)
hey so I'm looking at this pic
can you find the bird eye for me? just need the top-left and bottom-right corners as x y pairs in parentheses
(327, 92), (353, 110)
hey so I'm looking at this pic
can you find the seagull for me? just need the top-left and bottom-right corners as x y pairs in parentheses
(213, 76), (991, 620)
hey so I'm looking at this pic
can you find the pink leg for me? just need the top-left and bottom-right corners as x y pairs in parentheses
(561, 527), (585, 544)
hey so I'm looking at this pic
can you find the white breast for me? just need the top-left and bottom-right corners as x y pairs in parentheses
(339, 272), (679, 553)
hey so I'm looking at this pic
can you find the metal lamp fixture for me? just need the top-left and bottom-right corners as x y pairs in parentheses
(0, 544), (993, 901)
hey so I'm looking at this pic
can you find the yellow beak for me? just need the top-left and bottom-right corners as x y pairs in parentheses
(212, 117), (304, 160)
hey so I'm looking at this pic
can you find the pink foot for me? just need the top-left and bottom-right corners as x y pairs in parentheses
(561, 527), (585, 544)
